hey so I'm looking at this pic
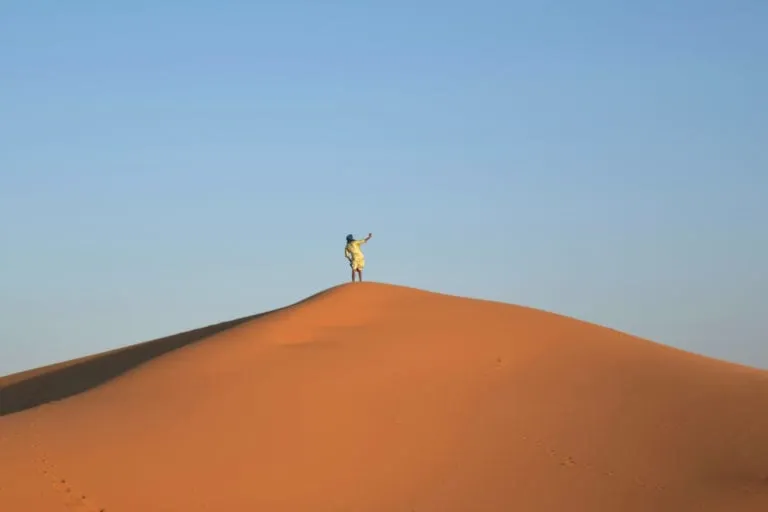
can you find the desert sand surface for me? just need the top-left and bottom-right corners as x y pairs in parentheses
(1, 282), (767, 511)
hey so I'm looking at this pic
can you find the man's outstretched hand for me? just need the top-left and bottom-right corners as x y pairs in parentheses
(366, 233), (373, 240)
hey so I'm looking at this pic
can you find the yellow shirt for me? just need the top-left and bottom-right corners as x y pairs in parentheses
(345, 239), (366, 262)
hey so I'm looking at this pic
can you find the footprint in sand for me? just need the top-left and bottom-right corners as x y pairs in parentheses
(48, 472), (104, 511)
(33, 450), (105, 512)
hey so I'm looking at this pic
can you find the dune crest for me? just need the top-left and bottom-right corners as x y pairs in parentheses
(1, 282), (767, 511)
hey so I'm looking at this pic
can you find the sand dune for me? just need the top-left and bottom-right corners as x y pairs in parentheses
(1, 282), (767, 511)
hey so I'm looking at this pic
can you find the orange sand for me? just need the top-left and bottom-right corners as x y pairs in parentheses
(1, 282), (767, 511)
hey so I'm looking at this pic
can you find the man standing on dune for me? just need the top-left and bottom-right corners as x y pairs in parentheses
(345, 233), (372, 282)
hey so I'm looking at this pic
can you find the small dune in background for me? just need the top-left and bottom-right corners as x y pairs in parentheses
(1, 282), (767, 511)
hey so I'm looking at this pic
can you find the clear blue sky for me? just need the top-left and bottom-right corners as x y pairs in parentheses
(2, 0), (766, 375)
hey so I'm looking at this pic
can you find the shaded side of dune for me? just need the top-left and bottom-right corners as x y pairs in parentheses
(0, 285), (344, 417)
(0, 314), (263, 416)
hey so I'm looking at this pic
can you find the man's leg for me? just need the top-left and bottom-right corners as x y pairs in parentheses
(357, 269), (363, 282)
(351, 268), (356, 282)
